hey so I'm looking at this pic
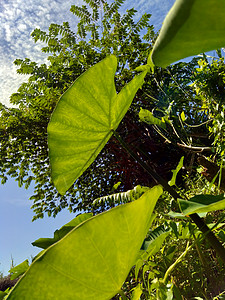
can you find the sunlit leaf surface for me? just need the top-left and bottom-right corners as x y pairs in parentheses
(151, 0), (225, 67)
(7, 186), (163, 300)
(179, 194), (225, 215)
(48, 55), (146, 194)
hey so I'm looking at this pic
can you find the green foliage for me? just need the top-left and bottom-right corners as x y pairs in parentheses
(4, 0), (225, 299)
(9, 260), (29, 281)
(0, 292), (7, 300)
(7, 186), (162, 300)
(119, 217), (225, 299)
(2, 0), (218, 220)
(93, 185), (149, 209)
(48, 55), (147, 194)
(141, 225), (171, 252)
(191, 56), (225, 156)
(139, 108), (166, 129)
(168, 156), (184, 187)
(0, 275), (18, 298)
(131, 284), (142, 300)
(179, 194), (225, 215)
(151, 0), (225, 67)
(32, 213), (92, 249)
(0, 0), (153, 219)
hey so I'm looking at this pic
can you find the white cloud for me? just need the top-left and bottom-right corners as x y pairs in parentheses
(17, 23), (27, 32)
(0, 58), (28, 106)
(0, 0), (83, 106)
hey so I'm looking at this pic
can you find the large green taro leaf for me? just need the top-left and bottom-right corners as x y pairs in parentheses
(7, 185), (163, 300)
(48, 55), (147, 194)
(178, 194), (225, 215)
(151, 0), (225, 67)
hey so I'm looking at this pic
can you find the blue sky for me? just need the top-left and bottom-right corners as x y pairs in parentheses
(0, 178), (73, 274)
(0, 0), (175, 275)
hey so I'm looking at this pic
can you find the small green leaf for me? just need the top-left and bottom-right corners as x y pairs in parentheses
(157, 283), (174, 300)
(180, 111), (186, 122)
(7, 186), (163, 300)
(169, 156), (184, 186)
(131, 284), (142, 300)
(0, 291), (8, 300)
(9, 260), (29, 280)
(32, 213), (92, 249)
(139, 108), (166, 129)
(168, 210), (206, 219)
(48, 55), (147, 194)
(167, 211), (187, 219)
(179, 194), (225, 215)
(218, 230), (225, 243)
(112, 181), (121, 191)
(151, 0), (225, 67)
(141, 226), (170, 256)
(135, 65), (149, 72)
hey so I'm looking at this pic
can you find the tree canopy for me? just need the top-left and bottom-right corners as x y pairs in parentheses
(0, 0), (222, 220)
(3, 0), (225, 298)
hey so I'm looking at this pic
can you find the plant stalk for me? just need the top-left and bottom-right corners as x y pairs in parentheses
(113, 130), (225, 263)
(163, 241), (191, 284)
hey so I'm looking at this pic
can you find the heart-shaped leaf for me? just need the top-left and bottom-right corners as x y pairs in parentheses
(179, 194), (225, 215)
(151, 0), (225, 67)
(48, 55), (147, 194)
(7, 185), (163, 300)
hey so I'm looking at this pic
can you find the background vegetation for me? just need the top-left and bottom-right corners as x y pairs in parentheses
(1, 0), (225, 299)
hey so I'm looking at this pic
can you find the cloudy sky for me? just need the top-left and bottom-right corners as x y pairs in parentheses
(0, 0), (175, 275)
(0, 0), (80, 105)
(0, 0), (175, 106)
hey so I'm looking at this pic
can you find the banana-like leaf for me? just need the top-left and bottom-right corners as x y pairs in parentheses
(179, 194), (225, 215)
(48, 55), (147, 194)
(93, 185), (150, 208)
(151, 0), (225, 67)
(7, 185), (163, 300)
(141, 226), (170, 253)
(32, 213), (92, 249)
